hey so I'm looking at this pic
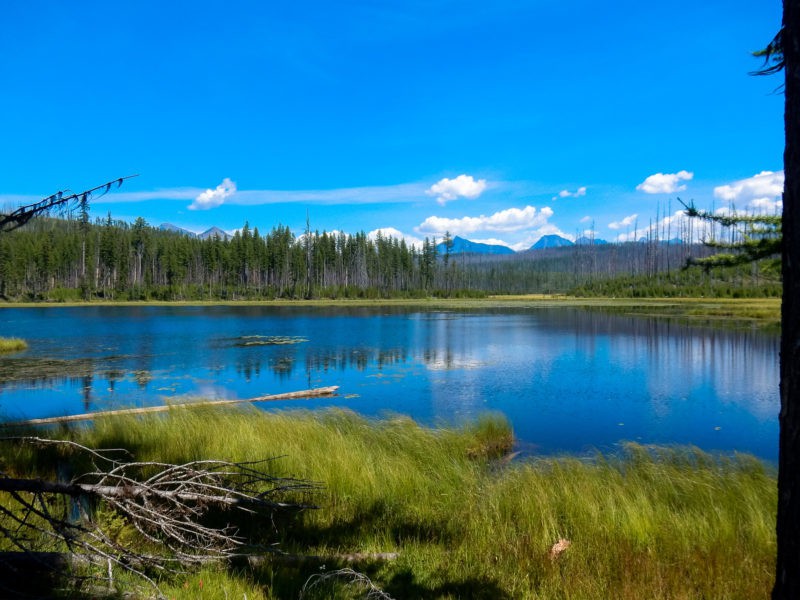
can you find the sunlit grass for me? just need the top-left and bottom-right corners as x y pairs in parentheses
(0, 296), (780, 331)
(0, 337), (27, 353)
(1, 408), (777, 599)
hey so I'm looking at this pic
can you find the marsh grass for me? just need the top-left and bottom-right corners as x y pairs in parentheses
(0, 337), (27, 353)
(0, 408), (777, 599)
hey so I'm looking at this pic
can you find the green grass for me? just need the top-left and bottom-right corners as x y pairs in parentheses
(0, 295), (782, 331)
(0, 408), (777, 599)
(581, 297), (782, 330)
(0, 336), (27, 353)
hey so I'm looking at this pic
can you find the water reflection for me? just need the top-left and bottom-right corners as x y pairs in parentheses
(0, 306), (779, 461)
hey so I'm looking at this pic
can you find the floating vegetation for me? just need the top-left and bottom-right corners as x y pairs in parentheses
(132, 370), (152, 387)
(231, 335), (309, 347)
(0, 357), (95, 383)
(0, 337), (27, 354)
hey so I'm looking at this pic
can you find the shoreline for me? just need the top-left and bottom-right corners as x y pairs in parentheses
(0, 295), (781, 328)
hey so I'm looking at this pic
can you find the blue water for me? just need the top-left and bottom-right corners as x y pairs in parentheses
(0, 305), (779, 461)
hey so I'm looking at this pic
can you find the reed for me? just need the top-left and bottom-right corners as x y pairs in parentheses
(2, 409), (777, 599)
(0, 337), (27, 353)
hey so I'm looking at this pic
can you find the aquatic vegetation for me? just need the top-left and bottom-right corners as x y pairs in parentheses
(231, 335), (309, 347)
(0, 337), (27, 354)
(1, 409), (776, 599)
(0, 356), (97, 383)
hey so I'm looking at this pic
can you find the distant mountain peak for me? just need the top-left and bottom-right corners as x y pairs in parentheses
(198, 226), (232, 241)
(159, 223), (196, 237)
(159, 223), (232, 241)
(575, 236), (608, 246)
(436, 235), (515, 255)
(530, 234), (574, 250)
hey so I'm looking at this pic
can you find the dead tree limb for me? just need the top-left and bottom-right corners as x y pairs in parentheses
(0, 437), (319, 595)
(0, 175), (139, 233)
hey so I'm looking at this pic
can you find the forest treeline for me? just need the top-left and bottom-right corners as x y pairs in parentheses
(0, 215), (781, 301)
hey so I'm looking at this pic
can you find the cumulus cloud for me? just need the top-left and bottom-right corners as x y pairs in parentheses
(713, 170), (783, 212)
(613, 209), (707, 243)
(367, 227), (424, 250)
(608, 214), (638, 230)
(579, 215), (592, 223)
(553, 186), (587, 200)
(471, 238), (513, 248)
(189, 178), (236, 210)
(416, 205), (553, 236)
(636, 170), (693, 194)
(750, 197), (783, 212)
(426, 174), (487, 206)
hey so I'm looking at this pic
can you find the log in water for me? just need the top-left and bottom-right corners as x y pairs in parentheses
(3, 386), (340, 426)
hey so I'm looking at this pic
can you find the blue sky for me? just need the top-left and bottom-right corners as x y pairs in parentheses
(0, 1), (784, 250)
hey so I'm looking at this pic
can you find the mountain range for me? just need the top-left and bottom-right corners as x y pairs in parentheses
(160, 225), (619, 254)
(435, 236), (515, 255)
(160, 223), (232, 241)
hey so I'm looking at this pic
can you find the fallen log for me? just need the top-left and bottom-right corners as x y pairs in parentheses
(3, 385), (339, 427)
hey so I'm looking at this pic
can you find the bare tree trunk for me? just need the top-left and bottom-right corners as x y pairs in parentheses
(775, 2), (800, 597)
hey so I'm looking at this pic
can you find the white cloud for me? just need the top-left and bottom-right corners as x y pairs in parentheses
(613, 209), (704, 243)
(189, 178), (236, 210)
(234, 183), (426, 205)
(713, 170), (783, 212)
(471, 238), (513, 248)
(636, 170), (693, 194)
(553, 186), (587, 200)
(367, 227), (424, 250)
(608, 214), (638, 230)
(579, 215), (592, 223)
(750, 197), (783, 212)
(426, 174), (487, 206)
(416, 205), (553, 236)
(96, 182), (428, 206)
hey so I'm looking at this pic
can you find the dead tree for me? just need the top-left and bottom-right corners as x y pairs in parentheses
(0, 175), (138, 233)
(0, 437), (318, 595)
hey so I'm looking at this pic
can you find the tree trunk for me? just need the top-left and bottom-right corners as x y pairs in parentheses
(775, 1), (800, 597)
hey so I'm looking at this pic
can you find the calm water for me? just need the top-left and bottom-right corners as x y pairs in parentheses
(0, 305), (779, 461)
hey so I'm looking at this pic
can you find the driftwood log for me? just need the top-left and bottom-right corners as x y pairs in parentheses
(4, 385), (339, 427)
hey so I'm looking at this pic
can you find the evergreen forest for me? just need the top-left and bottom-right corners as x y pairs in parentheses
(0, 215), (782, 301)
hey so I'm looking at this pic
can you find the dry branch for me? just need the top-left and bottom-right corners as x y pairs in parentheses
(0, 437), (319, 595)
(299, 567), (397, 600)
(0, 175), (138, 233)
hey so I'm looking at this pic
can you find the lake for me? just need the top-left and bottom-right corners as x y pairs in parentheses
(0, 305), (779, 461)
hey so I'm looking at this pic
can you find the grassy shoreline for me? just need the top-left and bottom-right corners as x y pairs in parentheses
(0, 296), (778, 595)
(1, 408), (777, 599)
(0, 295), (781, 328)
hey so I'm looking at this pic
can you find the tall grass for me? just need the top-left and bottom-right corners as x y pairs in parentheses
(0, 337), (27, 353)
(1, 408), (776, 599)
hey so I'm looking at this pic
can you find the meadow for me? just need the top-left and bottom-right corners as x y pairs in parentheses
(0, 406), (777, 599)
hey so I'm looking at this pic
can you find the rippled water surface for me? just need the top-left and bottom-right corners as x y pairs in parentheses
(0, 305), (779, 461)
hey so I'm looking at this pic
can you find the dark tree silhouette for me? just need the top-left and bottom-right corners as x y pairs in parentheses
(0, 175), (138, 233)
(679, 199), (781, 269)
(774, 2), (800, 597)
